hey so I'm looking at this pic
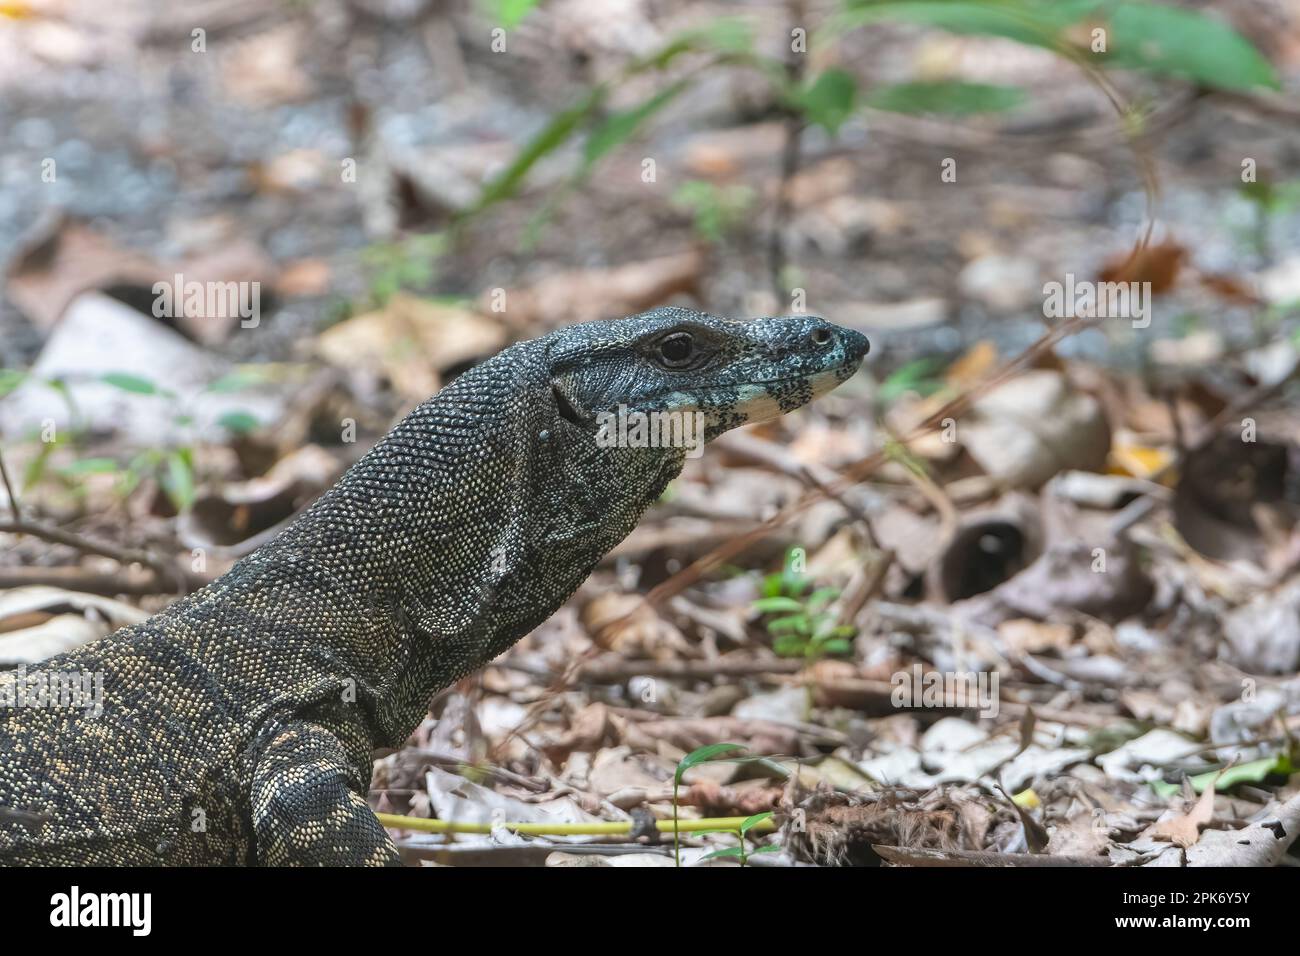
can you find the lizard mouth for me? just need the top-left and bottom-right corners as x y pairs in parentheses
(700, 354), (866, 393)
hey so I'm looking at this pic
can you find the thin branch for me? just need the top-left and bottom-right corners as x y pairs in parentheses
(0, 520), (205, 593)
(0, 446), (20, 522)
(0, 565), (202, 597)
(767, 0), (807, 302)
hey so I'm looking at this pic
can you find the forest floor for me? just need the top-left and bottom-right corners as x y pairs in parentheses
(2, 0), (1300, 866)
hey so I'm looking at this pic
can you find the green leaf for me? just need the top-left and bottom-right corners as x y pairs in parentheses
(752, 843), (782, 854)
(206, 369), (266, 393)
(57, 458), (119, 476)
(841, 1), (1278, 92)
(670, 181), (753, 244)
(1238, 179), (1300, 215)
(471, 88), (606, 216)
(739, 811), (774, 835)
(752, 596), (805, 614)
(773, 635), (808, 657)
(879, 356), (945, 405)
(485, 0), (539, 29)
(699, 846), (746, 861)
(866, 80), (1026, 115)
(216, 410), (260, 434)
(101, 372), (159, 395)
(675, 743), (747, 785)
(1149, 754), (1295, 798)
(1105, 4), (1278, 92)
(817, 638), (854, 655)
(22, 441), (56, 491)
(764, 616), (806, 632)
(806, 587), (840, 613)
(838, 0), (1103, 48)
(793, 68), (857, 133)
(650, 17), (753, 69)
(0, 369), (26, 398)
(584, 80), (691, 166)
(687, 16), (753, 55)
(162, 449), (196, 512)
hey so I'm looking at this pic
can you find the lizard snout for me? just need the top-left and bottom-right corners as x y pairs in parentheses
(837, 326), (870, 361)
(805, 320), (869, 363)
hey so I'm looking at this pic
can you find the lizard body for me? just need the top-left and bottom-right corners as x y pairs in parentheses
(0, 308), (867, 865)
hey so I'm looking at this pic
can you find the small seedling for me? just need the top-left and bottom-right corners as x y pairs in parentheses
(751, 549), (854, 660)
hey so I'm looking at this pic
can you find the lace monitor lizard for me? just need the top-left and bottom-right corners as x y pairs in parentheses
(0, 307), (868, 865)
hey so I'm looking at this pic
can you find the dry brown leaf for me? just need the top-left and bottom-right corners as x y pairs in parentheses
(1097, 240), (1186, 293)
(5, 217), (277, 344)
(1046, 813), (1113, 857)
(6, 218), (162, 329)
(316, 294), (506, 402)
(944, 339), (999, 389)
(623, 716), (800, 759)
(221, 24), (312, 107)
(1149, 778), (1217, 849)
(998, 619), (1074, 655)
(485, 252), (703, 329)
(0, 587), (150, 665)
(681, 123), (786, 179)
(178, 444), (342, 553)
(682, 780), (782, 816)
(541, 703), (614, 762)
(580, 591), (684, 657)
(276, 258), (333, 297)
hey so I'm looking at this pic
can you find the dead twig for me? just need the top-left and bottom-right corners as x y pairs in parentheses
(0, 565), (206, 597)
(0, 520), (207, 594)
(873, 844), (1112, 867)
(574, 656), (805, 682)
(767, 0), (807, 302)
(0, 447), (20, 522)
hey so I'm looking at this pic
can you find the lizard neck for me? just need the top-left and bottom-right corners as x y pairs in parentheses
(250, 349), (684, 749)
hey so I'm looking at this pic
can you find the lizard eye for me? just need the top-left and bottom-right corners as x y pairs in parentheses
(656, 332), (695, 368)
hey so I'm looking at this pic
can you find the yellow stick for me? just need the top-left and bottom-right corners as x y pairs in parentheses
(376, 812), (777, 836)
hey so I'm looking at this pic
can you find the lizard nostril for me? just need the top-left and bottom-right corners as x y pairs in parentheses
(810, 327), (833, 347)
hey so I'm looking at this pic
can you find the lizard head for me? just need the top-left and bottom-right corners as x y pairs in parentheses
(544, 306), (868, 455)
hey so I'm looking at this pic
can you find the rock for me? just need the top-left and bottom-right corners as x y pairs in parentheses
(961, 370), (1110, 489)
(0, 293), (284, 446)
(1258, 255), (1300, 305)
(1209, 688), (1291, 746)
(1222, 579), (1300, 674)
(732, 685), (809, 725)
(958, 254), (1041, 312)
